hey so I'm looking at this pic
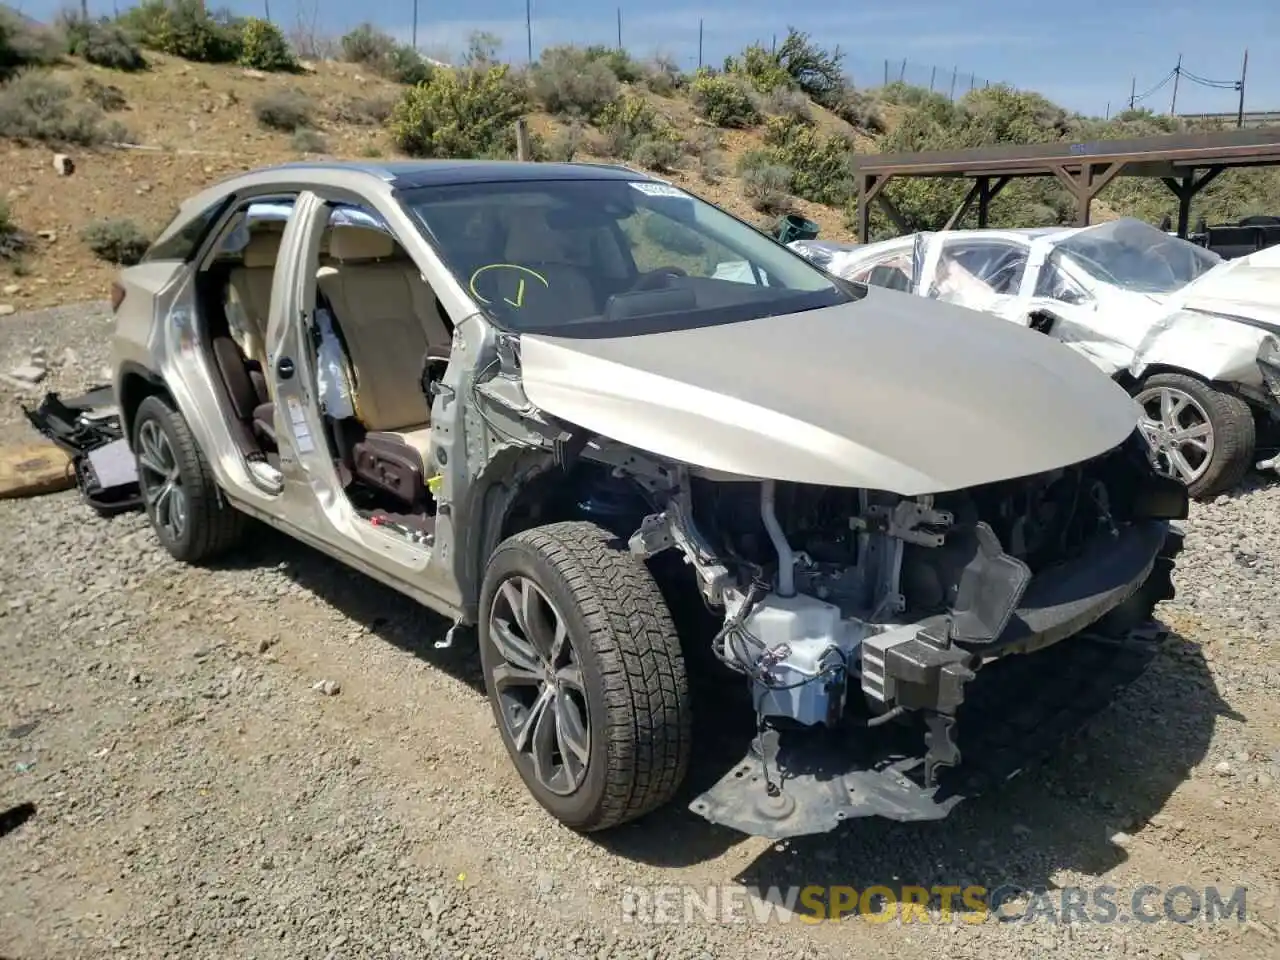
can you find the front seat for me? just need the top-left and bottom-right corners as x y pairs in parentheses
(316, 225), (452, 509)
(491, 210), (599, 326)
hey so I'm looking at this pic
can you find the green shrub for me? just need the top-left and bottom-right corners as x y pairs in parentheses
(59, 14), (147, 71)
(582, 45), (640, 83)
(761, 116), (853, 205)
(532, 45), (619, 118)
(81, 218), (152, 265)
(330, 94), (395, 126)
(830, 88), (884, 133)
(724, 43), (792, 94)
(740, 163), (793, 214)
(119, 0), (241, 64)
(775, 28), (844, 104)
(761, 86), (811, 122)
(594, 93), (661, 157)
(0, 73), (130, 145)
(0, 8), (61, 80)
(82, 77), (128, 111)
(389, 64), (526, 159)
(237, 17), (296, 72)
(291, 127), (326, 153)
(253, 89), (313, 132)
(690, 73), (759, 128)
(339, 23), (430, 84)
(0, 198), (28, 261)
(641, 56), (683, 96)
(543, 122), (586, 162)
(629, 134), (682, 173)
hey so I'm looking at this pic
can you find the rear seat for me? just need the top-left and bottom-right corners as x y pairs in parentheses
(225, 228), (282, 371)
(316, 225), (453, 508)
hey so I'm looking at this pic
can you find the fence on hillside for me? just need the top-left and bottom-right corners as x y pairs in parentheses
(66, 0), (1011, 100)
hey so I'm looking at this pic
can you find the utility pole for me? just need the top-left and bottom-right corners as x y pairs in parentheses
(898, 58), (906, 82)
(1105, 101), (1110, 120)
(949, 66), (957, 101)
(526, 0), (533, 63)
(697, 19), (702, 69)
(616, 8), (622, 50)
(883, 60), (888, 85)
(1128, 76), (1136, 110)
(1237, 48), (1249, 128)
(1170, 53), (1181, 115)
(411, 0), (417, 50)
(928, 65), (936, 91)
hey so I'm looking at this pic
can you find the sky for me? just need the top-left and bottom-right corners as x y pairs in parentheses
(14, 0), (1279, 117)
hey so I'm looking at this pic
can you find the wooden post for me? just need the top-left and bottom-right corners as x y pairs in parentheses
(515, 118), (531, 161)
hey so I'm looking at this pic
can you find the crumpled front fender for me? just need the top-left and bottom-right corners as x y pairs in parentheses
(1130, 309), (1272, 386)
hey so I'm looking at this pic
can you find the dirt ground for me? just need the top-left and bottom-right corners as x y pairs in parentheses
(0, 53), (854, 314)
(1, 302), (1279, 960)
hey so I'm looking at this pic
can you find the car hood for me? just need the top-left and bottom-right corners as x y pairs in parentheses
(517, 287), (1140, 495)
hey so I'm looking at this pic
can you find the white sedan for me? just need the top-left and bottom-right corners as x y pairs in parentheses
(791, 218), (1280, 498)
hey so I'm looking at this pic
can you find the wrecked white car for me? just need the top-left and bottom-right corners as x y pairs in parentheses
(794, 218), (1280, 498)
(110, 161), (1186, 840)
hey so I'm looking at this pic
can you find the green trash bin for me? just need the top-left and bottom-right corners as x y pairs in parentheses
(773, 213), (819, 244)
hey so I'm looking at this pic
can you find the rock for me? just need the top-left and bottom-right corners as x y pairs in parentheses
(241, 68), (267, 80)
(6, 363), (45, 385)
(312, 679), (341, 696)
(0, 305), (14, 318)
(60, 347), (79, 368)
(2, 285), (18, 295)
(1214, 760), (1233, 776)
(1109, 831), (1133, 847)
(52, 154), (74, 176)
(37, 230), (57, 242)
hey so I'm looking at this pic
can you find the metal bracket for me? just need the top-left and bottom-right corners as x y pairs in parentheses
(861, 500), (954, 547)
(923, 712), (961, 787)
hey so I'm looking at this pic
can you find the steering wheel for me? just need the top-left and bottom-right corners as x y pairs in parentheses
(630, 265), (688, 291)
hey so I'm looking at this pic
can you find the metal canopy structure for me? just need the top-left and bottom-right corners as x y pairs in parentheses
(852, 128), (1280, 242)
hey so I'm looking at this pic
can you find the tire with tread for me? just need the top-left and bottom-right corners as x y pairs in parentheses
(478, 520), (692, 832)
(1136, 372), (1255, 499)
(132, 394), (247, 563)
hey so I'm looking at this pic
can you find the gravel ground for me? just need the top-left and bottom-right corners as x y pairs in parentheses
(2, 303), (1278, 960)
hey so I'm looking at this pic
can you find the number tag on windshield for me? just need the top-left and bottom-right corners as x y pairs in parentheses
(629, 182), (686, 198)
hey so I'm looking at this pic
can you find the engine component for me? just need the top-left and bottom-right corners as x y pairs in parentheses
(732, 592), (866, 726)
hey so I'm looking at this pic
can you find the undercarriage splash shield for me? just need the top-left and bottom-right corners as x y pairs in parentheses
(689, 625), (1166, 840)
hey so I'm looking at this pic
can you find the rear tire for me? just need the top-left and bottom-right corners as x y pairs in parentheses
(1134, 372), (1255, 499)
(132, 395), (246, 564)
(478, 520), (692, 832)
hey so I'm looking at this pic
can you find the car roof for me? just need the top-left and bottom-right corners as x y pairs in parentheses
(253, 159), (656, 189)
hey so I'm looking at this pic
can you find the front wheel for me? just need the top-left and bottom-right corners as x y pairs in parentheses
(478, 520), (692, 832)
(1133, 372), (1256, 499)
(132, 394), (246, 563)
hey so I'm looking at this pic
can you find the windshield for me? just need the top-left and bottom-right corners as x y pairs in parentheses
(1050, 218), (1222, 294)
(399, 178), (854, 336)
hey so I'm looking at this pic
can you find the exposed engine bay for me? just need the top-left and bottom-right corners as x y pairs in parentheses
(601, 429), (1187, 837)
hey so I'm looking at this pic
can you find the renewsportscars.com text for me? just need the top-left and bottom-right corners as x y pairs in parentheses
(620, 883), (1250, 925)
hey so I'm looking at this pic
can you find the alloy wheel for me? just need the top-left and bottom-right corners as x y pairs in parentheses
(136, 418), (188, 542)
(1134, 384), (1214, 485)
(486, 575), (591, 797)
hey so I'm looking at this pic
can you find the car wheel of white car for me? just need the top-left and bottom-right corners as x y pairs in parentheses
(1134, 373), (1256, 499)
(478, 520), (692, 832)
(132, 395), (247, 563)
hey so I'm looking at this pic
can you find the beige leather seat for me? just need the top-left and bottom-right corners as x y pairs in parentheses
(315, 225), (452, 484)
(225, 228), (281, 370)
(496, 211), (599, 324)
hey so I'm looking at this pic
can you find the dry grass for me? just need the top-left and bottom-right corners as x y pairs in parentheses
(1, 54), (859, 309)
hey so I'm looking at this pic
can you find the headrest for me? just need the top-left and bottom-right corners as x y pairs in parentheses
(504, 211), (564, 262)
(242, 229), (282, 268)
(329, 226), (396, 262)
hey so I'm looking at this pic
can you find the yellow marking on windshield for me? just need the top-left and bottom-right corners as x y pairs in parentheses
(468, 263), (550, 307)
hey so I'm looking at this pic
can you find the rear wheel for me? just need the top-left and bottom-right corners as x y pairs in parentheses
(478, 520), (692, 832)
(1134, 372), (1255, 499)
(132, 395), (246, 563)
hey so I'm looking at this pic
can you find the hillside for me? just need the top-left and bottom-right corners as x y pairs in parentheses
(2, 6), (1279, 313)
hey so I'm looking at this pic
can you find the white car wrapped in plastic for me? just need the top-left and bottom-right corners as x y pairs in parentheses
(791, 219), (1280, 498)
